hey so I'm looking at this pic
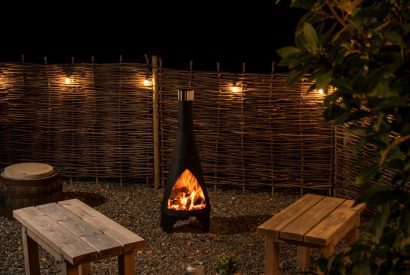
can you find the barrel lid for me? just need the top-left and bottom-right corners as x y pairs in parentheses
(3, 163), (55, 180)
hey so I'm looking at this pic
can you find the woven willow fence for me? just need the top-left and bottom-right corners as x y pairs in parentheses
(0, 63), (153, 182)
(0, 62), (336, 192)
(334, 123), (396, 199)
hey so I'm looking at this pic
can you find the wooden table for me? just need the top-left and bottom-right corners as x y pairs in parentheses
(13, 199), (146, 275)
(257, 194), (365, 275)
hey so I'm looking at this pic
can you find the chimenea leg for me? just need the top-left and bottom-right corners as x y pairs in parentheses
(161, 213), (179, 233)
(196, 213), (210, 232)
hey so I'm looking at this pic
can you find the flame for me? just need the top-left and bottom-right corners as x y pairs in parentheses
(167, 169), (206, 210)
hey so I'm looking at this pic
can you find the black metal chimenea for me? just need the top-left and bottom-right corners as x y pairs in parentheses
(160, 89), (211, 233)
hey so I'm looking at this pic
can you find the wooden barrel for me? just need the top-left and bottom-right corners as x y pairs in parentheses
(0, 163), (63, 213)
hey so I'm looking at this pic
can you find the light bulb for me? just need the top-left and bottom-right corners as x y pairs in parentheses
(231, 81), (243, 93)
(143, 78), (153, 86)
(231, 85), (242, 93)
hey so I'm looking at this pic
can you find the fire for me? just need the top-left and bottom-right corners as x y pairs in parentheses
(168, 169), (206, 210)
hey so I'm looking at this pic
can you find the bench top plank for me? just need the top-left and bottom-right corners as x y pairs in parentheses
(279, 196), (345, 242)
(37, 203), (123, 259)
(13, 207), (98, 265)
(59, 199), (146, 252)
(304, 200), (365, 246)
(257, 194), (324, 238)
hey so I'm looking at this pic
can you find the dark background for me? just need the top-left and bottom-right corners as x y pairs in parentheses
(0, 1), (302, 73)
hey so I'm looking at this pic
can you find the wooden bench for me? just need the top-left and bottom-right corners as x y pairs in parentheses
(13, 198), (146, 275)
(257, 194), (365, 275)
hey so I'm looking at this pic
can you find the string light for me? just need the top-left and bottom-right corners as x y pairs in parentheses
(142, 64), (153, 87)
(231, 81), (243, 93)
(64, 64), (73, 85)
(143, 74), (153, 86)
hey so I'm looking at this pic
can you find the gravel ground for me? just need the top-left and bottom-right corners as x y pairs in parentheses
(0, 180), (324, 274)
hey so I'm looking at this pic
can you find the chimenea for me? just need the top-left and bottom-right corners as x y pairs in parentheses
(160, 89), (211, 233)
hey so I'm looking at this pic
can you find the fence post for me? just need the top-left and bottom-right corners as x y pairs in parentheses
(152, 55), (161, 189)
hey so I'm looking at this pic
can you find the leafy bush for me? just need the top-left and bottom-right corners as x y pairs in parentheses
(215, 253), (239, 275)
(276, 0), (410, 273)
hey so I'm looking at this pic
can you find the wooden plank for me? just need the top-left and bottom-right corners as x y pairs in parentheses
(303, 200), (364, 246)
(345, 218), (360, 245)
(37, 203), (122, 259)
(27, 229), (65, 261)
(280, 196), (345, 242)
(257, 194), (324, 239)
(22, 226), (40, 275)
(59, 199), (146, 252)
(13, 207), (98, 265)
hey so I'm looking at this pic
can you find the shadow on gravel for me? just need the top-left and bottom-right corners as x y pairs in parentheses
(172, 214), (273, 234)
(63, 191), (106, 207)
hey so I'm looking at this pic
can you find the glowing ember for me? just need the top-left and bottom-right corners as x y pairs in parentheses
(168, 169), (206, 210)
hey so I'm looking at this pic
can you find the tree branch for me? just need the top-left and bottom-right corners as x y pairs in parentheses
(379, 135), (410, 167)
(326, 0), (347, 27)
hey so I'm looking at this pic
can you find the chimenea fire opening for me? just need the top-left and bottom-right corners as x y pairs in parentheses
(160, 89), (211, 233)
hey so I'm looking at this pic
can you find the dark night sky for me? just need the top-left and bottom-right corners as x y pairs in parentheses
(0, 1), (303, 73)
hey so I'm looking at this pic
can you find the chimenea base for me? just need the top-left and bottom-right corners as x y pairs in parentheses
(160, 210), (210, 233)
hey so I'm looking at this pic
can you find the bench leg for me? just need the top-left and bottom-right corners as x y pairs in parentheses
(118, 253), (135, 275)
(346, 218), (360, 245)
(264, 235), (279, 275)
(79, 263), (91, 275)
(62, 261), (79, 275)
(22, 226), (40, 275)
(321, 244), (335, 258)
(297, 246), (310, 270)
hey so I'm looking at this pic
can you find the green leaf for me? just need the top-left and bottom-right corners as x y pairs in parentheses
(290, 0), (315, 9)
(356, 185), (397, 207)
(353, 154), (379, 167)
(354, 4), (388, 18)
(313, 69), (333, 92)
(303, 22), (319, 50)
(355, 164), (380, 185)
(352, 74), (367, 93)
(352, 260), (371, 275)
(372, 204), (389, 239)
(323, 104), (344, 121)
(347, 17), (362, 32)
(404, 161), (410, 172)
(383, 31), (402, 46)
(347, 126), (368, 137)
(286, 68), (309, 85)
(365, 62), (404, 93)
(353, 137), (367, 152)
(278, 52), (310, 68)
(375, 97), (409, 110)
(332, 79), (353, 94)
(387, 159), (404, 169)
(276, 46), (301, 58)
(334, 110), (369, 125)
